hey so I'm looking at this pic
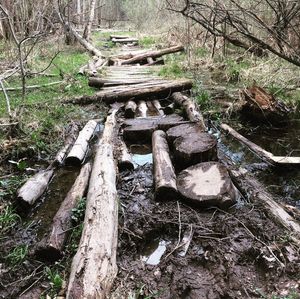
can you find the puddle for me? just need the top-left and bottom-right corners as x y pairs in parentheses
(130, 144), (153, 167)
(141, 239), (170, 266)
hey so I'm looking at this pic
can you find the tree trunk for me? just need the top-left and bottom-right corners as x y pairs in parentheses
(66, 120), (98, 166)
(166, 123), (205, 144)
(66, 110), (118, 299)
(83, 0), (96, 41)
(137, 100), (147, 117)
(35, 162), (92, 261)
(152, 130), (178, 200)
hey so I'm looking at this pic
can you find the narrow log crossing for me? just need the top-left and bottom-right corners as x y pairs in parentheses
(16, 36), (300, 298)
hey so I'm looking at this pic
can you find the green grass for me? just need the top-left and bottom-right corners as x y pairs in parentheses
(5, 244), (28, 266)
(0, 205), (21, 235)
(140, 36), (157, 48)
(45, 266), (64, 296)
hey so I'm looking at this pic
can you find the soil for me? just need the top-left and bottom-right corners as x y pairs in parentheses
(112, 162), (300, 299)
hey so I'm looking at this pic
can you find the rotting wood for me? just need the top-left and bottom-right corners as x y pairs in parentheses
(172, 92), (206, 130)
(88, 77), (157, 88)
(229, 167), (300, 244)
(120, 45), (184, 65)
(17, 169), (54, 209)
(173, 132), (218, 169)
(152, 130), (178, 200)
(137, 101), (147, 117)
(65, 120), (98, 166)
(125, 101), (137, 118)
(166, 123), (205, 144)
(35, 162), (92, 261)
(66, 110), (118, 299)
(220, 123), (300, 166)
(66, 79), (193, 105)
(146, 101), (159, 116)
(177, 162), (239, 208)
(153, 100), (164, 116)
(117, 138), (134, 171)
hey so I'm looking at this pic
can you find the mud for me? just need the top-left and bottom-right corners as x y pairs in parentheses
(112, 162), (300, 298)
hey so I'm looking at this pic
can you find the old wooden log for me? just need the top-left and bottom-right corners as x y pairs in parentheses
(88, 77), (105, 88)
(137, 101), (147, 117)
(177, 162), (239, 208)
(66, 110), (118, 299)
(120, 45), (184, 65)
(166, 123), (205, 144)
(111, 38), (139, 44)
(35, 162), (92, 261)
(146, 58), (164, 66)
(117, 138), (134, 171)
(125, 100), (137, 118)
(172, 92), (206, 130)
(110, 35), (130, 40)
(17, 169), (54, 209)
(239, 85), (290, 124)
(67, 80), (193, 104)
(65, 120), (98, 166)
(152, 130), (178, 200)
(89, 78), (155, 87)
(153, 100), (164, 116)
(174, 132), (217, 169)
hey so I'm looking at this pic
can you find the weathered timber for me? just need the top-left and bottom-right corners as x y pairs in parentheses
(35, 162), (92, 261)
(146, 58), (164, 66)
(166, 123), (205, 144)
(147, 57), (154, 64)
(88, 77), (156, 87)
(66, 110), (118, 299)
(111, 38), (139, 44)
(174, 132), (218, 169)
(221, 124), (300, 165)
(53, 122), (80, 166)
(137, 101), (147, 117)
(229, 167), (300, 243)
(153, 100), (164, 116)
(66, 80), (193, 104)
(239, 85), (290, 124)
(172, 92), (206, 130)
(117, 138), (134, 171)
(110, 35), (130, 40)
(65, 120), (98, 166)
(177, 162), (239, 208)
(88, 77), (105, 88)
(152, 130), (178, 200)
(120, 45), (184, 65)
(146, 101), (159, 116)
(125, 101), (137, 118)
(17, 169), (54, 209)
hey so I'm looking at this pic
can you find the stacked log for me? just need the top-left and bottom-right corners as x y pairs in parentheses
(117, 138), (134, 171)
(125, 101), (137, 118)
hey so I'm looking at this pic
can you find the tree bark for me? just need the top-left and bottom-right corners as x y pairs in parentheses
(66, 110), (118, 299)
(66, 120), (98, 166)
(82, 0), (96, 41)
(137, 100), (147, 117)
(35, 162), (92, 261)
(152, 130), (178, 200)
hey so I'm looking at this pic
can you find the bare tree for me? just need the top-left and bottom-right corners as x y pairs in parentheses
(83, 0), (97, 40)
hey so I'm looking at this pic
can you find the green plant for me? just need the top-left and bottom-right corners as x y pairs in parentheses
(140, 36), (157, 48)
(6, 244), (28, 266)
(0, 205), (21, 234)
(71, 197), (86, 225)
(195, 47), (209, 58)
(159, 62), (184, 78)
(45, 266), (63, 294)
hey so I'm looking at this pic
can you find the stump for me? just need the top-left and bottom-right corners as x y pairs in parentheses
(166, 123), (205, 144)
(177, 162), (239, 208)
(173, 132), (217, 168)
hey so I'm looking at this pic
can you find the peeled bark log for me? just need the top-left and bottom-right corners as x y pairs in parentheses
(125, 101), (137, 118)
(174, 132), (217, 169)
(117, 139), (134, 171)
(172, 92), (206, 130)
(166, 123), (205, 144)
(65, 120), (98, 166)
(120, 45), (184, 65)
(66, 110), (118, 299)
(17, 169), (54, 209)
(67, 80), (193, 104)
(137, 101), (147, 117)
(35, 162), (92, 261)
(177, 162), (239, 208)
(152, 130), (178, 200)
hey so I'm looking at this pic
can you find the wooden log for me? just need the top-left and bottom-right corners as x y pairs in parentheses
(147, 57), (154, 64)
(110, 35), (130, 40)
(166, 123), (205, 144)
(177, 162), (239, 208)
(125, 100), (137, 118)
(111, 38), (139, 44)
(17, 169), (54, 209)
(172, 92), (206, 130)
(229, 167), (300, 244)
(65, 120), (98, 166)
(88, 77), (155, 87)
(66, 110), (118, 299)
(152, 130), (178, 200)
(117, 139), (134, 171)
(162, 103), (174, 115)
(66, 80), (193, 105)
(174, 132), (218, 169)
(88, 77), (105, 88)
(153, 100), (164, 116)
(35, 162), (92, 261)
(146, 101), (159, 116)
(146, 58), (165, 66)
(137, 101), (147, 117)
(120, 45), (184, 65)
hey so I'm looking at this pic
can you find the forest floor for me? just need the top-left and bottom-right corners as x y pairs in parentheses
(0, 29), (300, 299)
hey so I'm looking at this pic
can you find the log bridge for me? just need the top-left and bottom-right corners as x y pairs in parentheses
(17, 39), (300, 298)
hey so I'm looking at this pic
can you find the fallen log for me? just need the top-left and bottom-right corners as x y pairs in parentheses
(146, 101), (159, 116)
(152, 130), (178, 200)
(162, 103), (174, 115)
(66, 110), (118, 299)
(239, 85), (290, 124)
(137, 101), (147, 117)
(172, 92), (206, 130)
(229, 167), (300, 244)
(117, 138), (134, 171)
(65, 120), (98, 166)
(220, 124), (300, 166)
(66, 80), (193, 105)
(17, 169), (54, 209)
(177, 162), (238, 208)
(112, 38), (139, 44)
(88, 77), (155, 88)
(153, 100), (164, 116)
(110, 35), (130, 40)
(35, 162), (92, 261)
(120, 45), (184, 65)
(166, 123), (205, 144)
(173, 132), (218, 169)
(125, 101), (137, 118)
(146, 58), (164, 66)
